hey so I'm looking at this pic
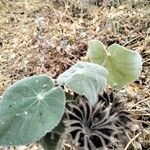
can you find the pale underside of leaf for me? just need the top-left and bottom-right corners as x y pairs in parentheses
(57, 62), (108, 105)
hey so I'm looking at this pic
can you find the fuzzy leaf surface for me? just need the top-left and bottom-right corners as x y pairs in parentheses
(87, 40), (107, 64)
(88, 41), (142, 88)
(105, 44), (142, 88)
(57, 62), (108, 105)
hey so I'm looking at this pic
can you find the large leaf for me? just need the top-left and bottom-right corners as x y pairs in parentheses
(57, 62), (108, 105)
(88, 40), (142, 88)
(0, 75), (65, 146)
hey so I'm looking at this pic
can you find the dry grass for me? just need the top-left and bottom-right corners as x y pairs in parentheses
(0, 0), (149, 149)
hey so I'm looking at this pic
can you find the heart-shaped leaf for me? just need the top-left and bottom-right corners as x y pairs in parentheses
(0, 75), (65, 146)
(88, 40), (142, 88)
(105, 44), (142, 88)
(57, 62), (108, 105)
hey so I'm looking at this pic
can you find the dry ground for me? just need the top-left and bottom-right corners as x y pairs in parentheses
(0, 0), (150, 149)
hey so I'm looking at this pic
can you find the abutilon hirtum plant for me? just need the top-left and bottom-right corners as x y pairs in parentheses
(0, 40), (142, 149)
(64, 91), (132, 150)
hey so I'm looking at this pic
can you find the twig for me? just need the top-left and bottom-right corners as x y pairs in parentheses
(124, 132), (141, 150)
(123, 35), (142, 46)
(134, 120), (150, 126)
(128, 97), (150, 110)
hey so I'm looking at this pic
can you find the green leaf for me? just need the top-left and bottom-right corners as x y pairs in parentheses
(105, 44), (142, 88)
(39, 132), (63, 150)
(88, 40), (142, 88)
(87, 40), (107, 64)
(57, 62), (108, 105)
(0, 75), (66, 146)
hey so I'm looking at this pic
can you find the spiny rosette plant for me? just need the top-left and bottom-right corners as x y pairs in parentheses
(64, 91), (132, 150)
(0, 40), (142, 150)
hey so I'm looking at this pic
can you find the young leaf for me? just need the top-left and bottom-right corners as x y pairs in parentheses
(87, 40), (107, 64)
(105, 44), (142, 88)
(0, 75), (65, 146)
(88, 40), (142, 88)
(57, 62), (108, 105)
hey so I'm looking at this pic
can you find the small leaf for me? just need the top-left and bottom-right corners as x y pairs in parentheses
(39, 132), (63, 150)
(57, 62), (108, 105)
(105, 44), (142, 88)
(0, 75), (66, 146)
(87, 40), (107, 64)
(88, 41), (143, 88)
